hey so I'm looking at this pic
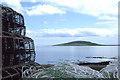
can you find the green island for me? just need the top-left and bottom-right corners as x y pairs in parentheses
(53, 41), (117, 46)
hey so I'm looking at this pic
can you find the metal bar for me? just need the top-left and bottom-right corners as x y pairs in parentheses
(0, 4), (2, 80)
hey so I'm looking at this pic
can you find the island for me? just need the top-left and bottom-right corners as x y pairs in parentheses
(53, 41), (117, 46)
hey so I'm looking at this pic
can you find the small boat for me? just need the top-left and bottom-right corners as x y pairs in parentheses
(77, 61), (110, 71)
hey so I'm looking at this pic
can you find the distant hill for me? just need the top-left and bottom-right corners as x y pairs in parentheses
(53, 41), (116, 46)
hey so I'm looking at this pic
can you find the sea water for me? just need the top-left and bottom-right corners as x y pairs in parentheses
(35, 46), (118, 64)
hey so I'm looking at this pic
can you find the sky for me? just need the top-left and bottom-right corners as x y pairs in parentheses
(1, 0), (119, 46)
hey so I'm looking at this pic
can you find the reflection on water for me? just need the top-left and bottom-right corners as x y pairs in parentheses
(35, 46), (118, 64)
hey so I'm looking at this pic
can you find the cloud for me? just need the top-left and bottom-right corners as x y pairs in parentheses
(20, 0), (118, 20)
(98, 15), (117, 20)
(43, 21), (48, 24)
(1, 0), (118, 27)
(2, 0), (118, 20)
(95, 21), (117, 27)
(26, 28), (117, 38)
(47, 0), (118, 16)
(1, 0), (23, 13)
(26, 4), (66, 16)
(20, 0), (45, 2)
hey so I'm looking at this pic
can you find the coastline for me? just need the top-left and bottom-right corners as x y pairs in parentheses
(52, 41), (118, 46)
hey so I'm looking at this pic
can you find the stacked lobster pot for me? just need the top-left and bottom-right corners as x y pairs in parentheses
(0, 5), (36, 79)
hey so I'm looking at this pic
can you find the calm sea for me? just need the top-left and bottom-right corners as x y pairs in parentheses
(35, 46), (118, 64)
